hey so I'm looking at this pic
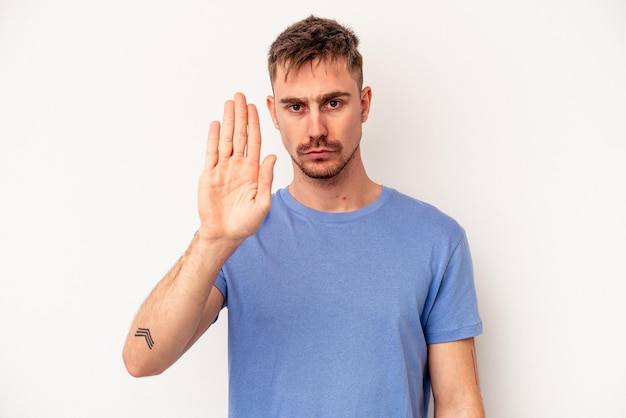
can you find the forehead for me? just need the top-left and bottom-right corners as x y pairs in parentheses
(273, 58), (359, 97)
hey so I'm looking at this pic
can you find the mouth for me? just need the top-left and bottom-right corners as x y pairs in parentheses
(296, 138), (343, 161)
(302, 149), (334, 159)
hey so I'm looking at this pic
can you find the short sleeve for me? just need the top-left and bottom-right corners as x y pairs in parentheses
(423, 233), (483, 344)
(214, 268), (228, 308)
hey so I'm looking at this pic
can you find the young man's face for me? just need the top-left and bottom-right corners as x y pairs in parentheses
(267, 59), (372, 181)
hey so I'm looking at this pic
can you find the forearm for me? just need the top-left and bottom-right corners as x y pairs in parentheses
(122, 233), (239, 377)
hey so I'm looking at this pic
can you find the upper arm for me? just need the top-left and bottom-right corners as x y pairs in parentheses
(181, 286), (224, 354)
(428, 337), (485, 418)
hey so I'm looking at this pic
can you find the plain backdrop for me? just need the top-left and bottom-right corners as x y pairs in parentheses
(1, 1), (625, 417)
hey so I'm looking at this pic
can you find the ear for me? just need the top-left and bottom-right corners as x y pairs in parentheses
(266, 95), (280, 129)
(360, 86), (373, 123)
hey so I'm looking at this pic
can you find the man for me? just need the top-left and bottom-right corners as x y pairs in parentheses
(123, 15), (485, 418)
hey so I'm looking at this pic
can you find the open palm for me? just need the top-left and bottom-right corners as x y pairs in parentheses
(197, 93), (276, 242)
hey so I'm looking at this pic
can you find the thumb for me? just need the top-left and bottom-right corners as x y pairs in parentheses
(257, 154), (277, 202)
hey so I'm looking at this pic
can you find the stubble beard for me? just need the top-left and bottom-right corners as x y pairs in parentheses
(291, 138), (360, 181)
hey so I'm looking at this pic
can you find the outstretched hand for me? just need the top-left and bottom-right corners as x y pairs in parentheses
(197, 93), (276, 243)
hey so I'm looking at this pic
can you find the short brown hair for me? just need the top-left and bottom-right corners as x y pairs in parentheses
(268, 15), (363, 90)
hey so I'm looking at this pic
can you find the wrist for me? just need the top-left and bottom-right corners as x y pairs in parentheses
(190, 228), (243, 261)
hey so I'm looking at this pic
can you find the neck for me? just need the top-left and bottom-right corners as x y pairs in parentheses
(288, 151), (382, 212)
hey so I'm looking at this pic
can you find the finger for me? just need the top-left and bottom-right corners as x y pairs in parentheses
(245, 103), (261, 162)
(204, 120), (220, 170)
(232, 93), (249, 157)
(218, 99), (235, 160)
(257, 154), (277, 205)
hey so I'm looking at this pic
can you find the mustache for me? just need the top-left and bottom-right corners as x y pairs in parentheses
(296, 138), (343, 154)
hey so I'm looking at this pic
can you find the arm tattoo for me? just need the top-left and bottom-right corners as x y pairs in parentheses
(135, 328), (155, 349)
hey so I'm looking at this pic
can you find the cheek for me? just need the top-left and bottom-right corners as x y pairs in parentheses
(340, 115), (363, 139)
(278, 125), (298, 150)
(278, 119), (304, 138)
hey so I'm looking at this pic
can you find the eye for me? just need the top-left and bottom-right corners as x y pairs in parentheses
(288, 103), (303, 112)
(326, 100), (341, 109)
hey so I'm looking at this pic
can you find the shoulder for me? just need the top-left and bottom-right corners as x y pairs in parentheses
(383, 188), (465, 237)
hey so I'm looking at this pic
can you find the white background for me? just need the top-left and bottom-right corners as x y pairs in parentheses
(1, 1), (625, 417)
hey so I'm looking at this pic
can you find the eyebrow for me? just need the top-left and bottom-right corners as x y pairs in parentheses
(278, 91), (352, 105)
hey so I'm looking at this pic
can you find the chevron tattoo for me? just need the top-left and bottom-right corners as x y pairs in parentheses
(135, 328), (155, 349)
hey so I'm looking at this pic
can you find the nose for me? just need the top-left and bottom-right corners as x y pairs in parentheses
(307, 109), (328, 141)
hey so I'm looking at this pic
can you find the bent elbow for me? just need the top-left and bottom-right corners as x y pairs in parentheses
(122, 348), (164, 378)
(124, 362), (151, 378)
